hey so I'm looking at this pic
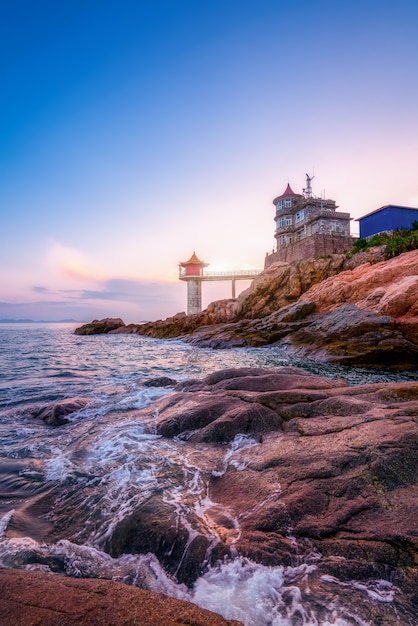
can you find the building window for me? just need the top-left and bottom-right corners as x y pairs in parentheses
(278, 200), (284, 209)
(284, 199), (292, 208)
(296, 210), (305, 223)
(285, 217), (292, 226)
(278, 217), (285, 227)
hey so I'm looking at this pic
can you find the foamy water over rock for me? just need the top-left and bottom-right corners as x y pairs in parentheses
(5, 269), (418, 625)
(2, 366), (417, 624)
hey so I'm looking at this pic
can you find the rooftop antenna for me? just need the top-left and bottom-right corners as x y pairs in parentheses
(303, 172), (315, 198)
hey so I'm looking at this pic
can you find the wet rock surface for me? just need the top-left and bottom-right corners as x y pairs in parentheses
(3, 367), (418, 624)
(0, 568), (241, 626)
(118, 366), (418, 622)
(32, 398), (90, 425)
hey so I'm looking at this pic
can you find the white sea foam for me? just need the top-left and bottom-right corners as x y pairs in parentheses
(44, 448), (75, 481)
(115, 387), (173, 411)
(0, 534), (188, 599)
(211, 433), (260, 477)
(191, 559), (318, 625)
(0, 529), (387, 626)
(321, 574), (397, 603)
(0, 509), (14, 539)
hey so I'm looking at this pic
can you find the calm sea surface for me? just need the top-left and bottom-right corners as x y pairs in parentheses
(0, 323), (416, 625)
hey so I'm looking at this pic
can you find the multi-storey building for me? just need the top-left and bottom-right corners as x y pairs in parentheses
(265, 175), (353, 267)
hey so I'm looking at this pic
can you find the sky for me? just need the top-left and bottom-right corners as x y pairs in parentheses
(1, 0), (417, 322)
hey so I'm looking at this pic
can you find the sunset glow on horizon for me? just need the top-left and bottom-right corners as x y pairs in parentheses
(1, 0), (417, 322)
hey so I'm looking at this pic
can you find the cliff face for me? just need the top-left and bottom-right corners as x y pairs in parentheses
(232, 246), (388, 320)
(299, 249), (418, 318)
(75, 249), (418, 369)
(233, 255), (348, 319)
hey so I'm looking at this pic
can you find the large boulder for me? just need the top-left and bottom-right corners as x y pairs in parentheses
(0, 568), (241, 626)
(74, 318), (126, 335)
(285, 304), (418, 368)
(32, 398), (90, 425)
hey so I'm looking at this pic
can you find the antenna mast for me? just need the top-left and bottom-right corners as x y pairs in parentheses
(303, 173), (315, 198)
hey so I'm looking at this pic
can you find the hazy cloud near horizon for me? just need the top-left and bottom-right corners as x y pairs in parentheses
(1, 278), (186, 322)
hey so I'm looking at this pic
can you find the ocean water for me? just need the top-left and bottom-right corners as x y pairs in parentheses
(0, 323), (415, 625)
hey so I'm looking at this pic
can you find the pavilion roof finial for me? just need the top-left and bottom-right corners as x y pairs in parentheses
(179, 251), (208, 267)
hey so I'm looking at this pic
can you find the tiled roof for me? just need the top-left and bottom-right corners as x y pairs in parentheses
(282, 183), (295, 196)
(179, 251), (208, 266)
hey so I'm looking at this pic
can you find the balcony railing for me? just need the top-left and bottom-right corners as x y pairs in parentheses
(179, 267), (261, 280)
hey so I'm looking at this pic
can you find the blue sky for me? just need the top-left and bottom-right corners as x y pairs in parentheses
(1, 0), (417, 321)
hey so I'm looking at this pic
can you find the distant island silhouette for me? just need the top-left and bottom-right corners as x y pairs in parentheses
(0, 318), (83, 323)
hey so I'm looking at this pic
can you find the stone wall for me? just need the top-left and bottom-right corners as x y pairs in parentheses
(265, 233), (354, 268)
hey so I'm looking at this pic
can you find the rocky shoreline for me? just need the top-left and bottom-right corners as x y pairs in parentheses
(4, 249), (417, 624)
(7, 366), (418, 625)
(106, 367), (418, 593)
(75, 249), (418, 370)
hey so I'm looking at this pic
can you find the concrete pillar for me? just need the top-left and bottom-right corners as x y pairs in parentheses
(187, 279), (202, 314)
(231, 278), (236, 299)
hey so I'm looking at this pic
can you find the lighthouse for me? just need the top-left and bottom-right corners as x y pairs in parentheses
(178, 252), (208, 314)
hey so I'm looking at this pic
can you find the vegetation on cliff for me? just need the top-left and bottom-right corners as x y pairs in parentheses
(350, 221), (418, 259)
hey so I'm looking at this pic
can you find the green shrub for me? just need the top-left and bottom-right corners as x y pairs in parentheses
(349, 225), (418, 260)
(368, 233), (389, 247)
(385, 228), (418, 258)
(351, 238), (368, 253)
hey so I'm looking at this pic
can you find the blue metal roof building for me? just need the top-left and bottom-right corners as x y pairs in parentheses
(357, 205), (418, 238)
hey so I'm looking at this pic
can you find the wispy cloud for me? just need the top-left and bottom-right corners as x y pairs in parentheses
(46, 242), (106, 282)
(1, 243), (187, 321)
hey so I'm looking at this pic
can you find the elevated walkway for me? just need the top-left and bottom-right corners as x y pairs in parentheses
(179, 268), (261, 299)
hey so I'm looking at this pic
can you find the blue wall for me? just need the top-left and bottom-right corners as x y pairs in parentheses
(359, 205), (418, 238)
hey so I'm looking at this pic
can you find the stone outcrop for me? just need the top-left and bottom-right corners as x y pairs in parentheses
(232, 254), (348, 320)
(0, 568), (241, 626)
(133, 300), (238, 339)
(74, 318), (126, 335)
(32, 398), (90, 425)
(74, 250), (418, 369)
(299, 249), (418, 317)
(101, 367), (418, 624)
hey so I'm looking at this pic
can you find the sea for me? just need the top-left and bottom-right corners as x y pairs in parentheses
(0, 322), (416, 625)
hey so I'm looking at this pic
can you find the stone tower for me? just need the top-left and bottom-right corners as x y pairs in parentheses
(178, 252), (208, 315)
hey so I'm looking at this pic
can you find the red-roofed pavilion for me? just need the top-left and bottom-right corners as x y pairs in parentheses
(179, 252), (208, 277)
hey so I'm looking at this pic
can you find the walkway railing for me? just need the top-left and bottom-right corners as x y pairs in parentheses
(179, 268), (261, 280)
